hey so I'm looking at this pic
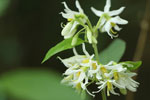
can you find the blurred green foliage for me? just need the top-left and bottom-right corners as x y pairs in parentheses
(0, 0), (10, 16)
(99, 39), (126, 64)
(0, 69), (90, 100)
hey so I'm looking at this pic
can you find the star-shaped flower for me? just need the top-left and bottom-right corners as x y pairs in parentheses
(91, 0), (128, 38)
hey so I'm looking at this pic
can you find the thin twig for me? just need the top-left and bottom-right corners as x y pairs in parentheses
(125, 0), (150, 100)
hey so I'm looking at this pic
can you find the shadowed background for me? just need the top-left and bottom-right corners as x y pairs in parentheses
(0, 0), (149, 100)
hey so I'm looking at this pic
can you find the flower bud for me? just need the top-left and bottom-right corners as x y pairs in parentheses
(71, 34), (78, 46)
(87, 27), (92, 44)
(61, 21), (74, 36)
(64, 26), (77, 39)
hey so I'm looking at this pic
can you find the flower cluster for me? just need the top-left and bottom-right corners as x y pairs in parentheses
(60, 0), (128, 46)
(59, 44), (139, 97)
(41, 0), (142, 99)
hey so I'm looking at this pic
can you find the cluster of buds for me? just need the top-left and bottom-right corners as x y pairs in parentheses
(59, 44), (139, 97)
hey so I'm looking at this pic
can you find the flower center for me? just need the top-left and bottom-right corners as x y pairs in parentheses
(110, 22), (117, 34)
(100, 66), (108, 73)
(103, 13), (111, 20)
(76, 72), (81, 77)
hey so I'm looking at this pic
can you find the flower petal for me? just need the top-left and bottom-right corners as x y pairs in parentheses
(109, 7), (125, 16)
(62, 2), (70, 10)
(104, 0), (111, 12)
(114, 25), (122, 31)
(75, 0), (84, 13)
(111, 16), (128, 25)
(82, 43), (90, 57)
(77, 72), (85, 82)
(91, 7), (103, 16)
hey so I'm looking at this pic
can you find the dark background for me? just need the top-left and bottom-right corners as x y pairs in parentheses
(0, 0), (149, 100)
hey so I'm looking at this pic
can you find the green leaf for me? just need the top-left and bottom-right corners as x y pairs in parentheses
(0, 69), (90, 100)
(42, 38), (84, 63)
(121, 61), (142, 71)
(0, 0), (10, 16)
(99, 39), (126, 64)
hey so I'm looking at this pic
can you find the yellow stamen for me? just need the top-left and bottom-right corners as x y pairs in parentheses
(82, 59), (89, 63)
(67, 18), (73, 22)
(92, 63), (97, 70)
(76, 72), (81, 77)
(114, 72), (119, 80)
(110, 28), (117, 34)
(107, 81), (112, 91)
(100, 66), (107, 73)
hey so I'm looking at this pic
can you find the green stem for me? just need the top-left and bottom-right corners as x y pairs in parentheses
(95, 15), (104, 31)
(86, 17), (93, 31)
(101, 89), (107, 100)
(92, 43), (99, 61)
(92, 43), (107, 100)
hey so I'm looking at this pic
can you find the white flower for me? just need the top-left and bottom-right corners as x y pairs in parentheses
(60, 0), (85, 39)
(116, 72), (139, 92)
(61, 0), (84, 20)
(92, 61), (139, 96)
(94, 79), (124, 96)
(91, 0), (128, 38)
(105, 61), (139, 92)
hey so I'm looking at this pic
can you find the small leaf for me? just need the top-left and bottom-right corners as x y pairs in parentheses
(121, 61), (142, 71)
(42, 38), (84, 63)
(99, 39), (126, 64)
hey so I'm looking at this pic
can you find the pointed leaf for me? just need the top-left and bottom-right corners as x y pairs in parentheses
(42, 38), (84, 63)
(99, 39), (126, 64)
